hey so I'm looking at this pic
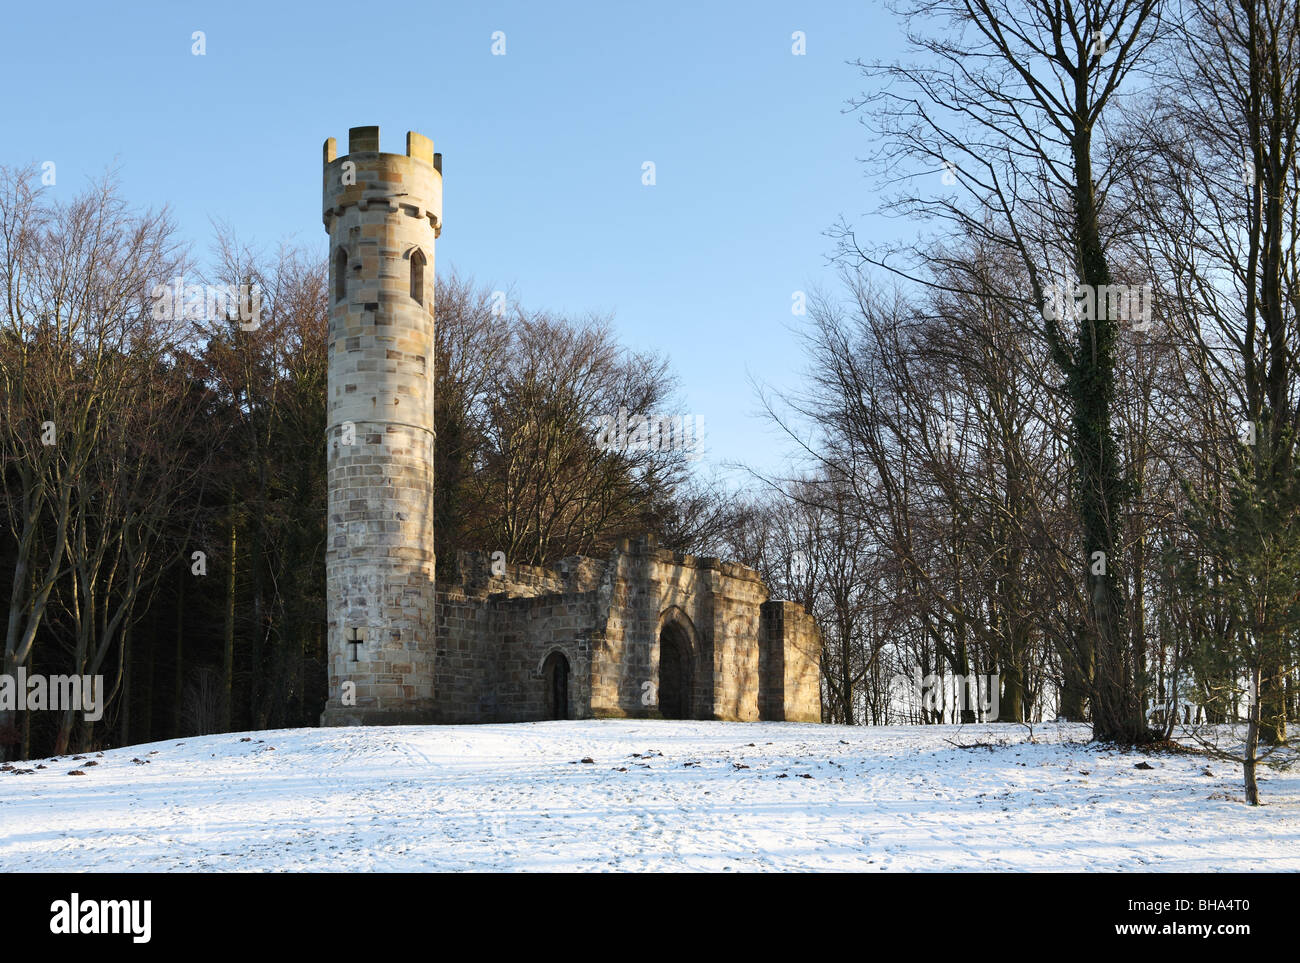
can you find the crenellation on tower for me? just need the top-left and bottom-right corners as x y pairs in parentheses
(348, 124), (380, 153)
(322, 126), (442, 236)
(405, 130), (433, 164)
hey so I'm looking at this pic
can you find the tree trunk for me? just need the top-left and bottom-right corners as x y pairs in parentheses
(139, 610), (154, 744)
(1071, 122), (1143, 744)
(1245, 665), (1262, 806)
(223, 520), (236, 732)
(999, 663), (1025, 723)
(121, 626), (132, 747)
(173, 572), (184, 737)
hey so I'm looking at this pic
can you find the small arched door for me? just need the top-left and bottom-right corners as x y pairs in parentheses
(658, 623), (693, 719)
(543, 652), (569, 720)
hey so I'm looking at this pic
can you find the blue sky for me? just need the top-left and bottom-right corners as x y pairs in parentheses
(3, 0), (904, 484)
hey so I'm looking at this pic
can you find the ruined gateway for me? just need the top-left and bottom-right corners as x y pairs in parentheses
(318, 127), (821, 726)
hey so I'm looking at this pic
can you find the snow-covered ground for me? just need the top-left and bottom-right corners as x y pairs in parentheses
(0, 721), (1295, 871)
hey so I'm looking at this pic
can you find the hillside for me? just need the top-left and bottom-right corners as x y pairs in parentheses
(1, 721), (1295, 871)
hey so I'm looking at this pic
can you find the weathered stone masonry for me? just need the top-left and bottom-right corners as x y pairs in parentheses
(319, 127), (821, 726)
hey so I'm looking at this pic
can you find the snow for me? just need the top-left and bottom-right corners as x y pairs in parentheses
(1, 721), (1295, 871)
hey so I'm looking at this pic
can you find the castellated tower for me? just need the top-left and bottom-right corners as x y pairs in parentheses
(320, 126), (443, 725)
(312, 126), (821, 728)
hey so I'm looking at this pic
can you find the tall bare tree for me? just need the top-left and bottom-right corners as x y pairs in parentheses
(844, 0), (1165, 741)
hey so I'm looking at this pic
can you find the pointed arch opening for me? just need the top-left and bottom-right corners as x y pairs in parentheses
(333, 247), (348, 303)
(409, 248), (427, 305)
(658, 621), (694, 720)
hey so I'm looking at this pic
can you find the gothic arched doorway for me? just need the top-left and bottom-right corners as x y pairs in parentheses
(658, 623), (693, 719)
(543, 652), (569, 720)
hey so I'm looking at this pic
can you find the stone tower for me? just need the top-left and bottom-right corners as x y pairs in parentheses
(320, 126), (443, 726)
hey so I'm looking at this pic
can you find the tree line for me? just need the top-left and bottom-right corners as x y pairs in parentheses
(0, 169), (723, 760)
(729, 0), (1299, 803)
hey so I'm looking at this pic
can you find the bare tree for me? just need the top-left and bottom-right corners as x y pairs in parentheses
(842, 0), (1166, 742)
(0, 168), (189, 756)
